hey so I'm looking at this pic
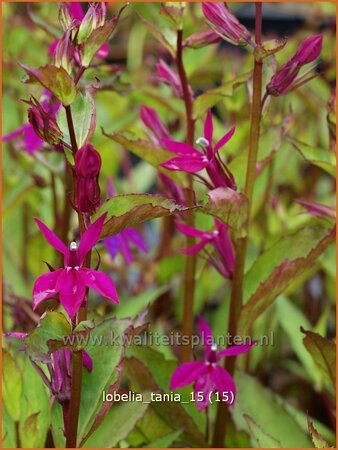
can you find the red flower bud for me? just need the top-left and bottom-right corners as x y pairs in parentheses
(74, 144), (102, 213)
(27, 98), (63, 146)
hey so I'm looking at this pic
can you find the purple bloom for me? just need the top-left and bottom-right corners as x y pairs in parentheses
(140, 105), (171, 144)
(104, 180), (148, 264)
(161, 109), (236, 189)
(170, 316), (254, 410)
(184, 29), (221, 49)
(3, 91), (60, 154)
(33, 213), (119, 319)
(202, 2), (252, 46)
(176, 220), (235, 279)
(156, 59), (194, 100)
(267, 34), (322, 96)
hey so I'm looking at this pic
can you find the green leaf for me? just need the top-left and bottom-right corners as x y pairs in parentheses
(232, 371), (312, 447)
(77, 317), (146, 445)
(81, 7), (127, 67)
(125, 346), (207, 447)
(200, 187), (248, 236)
(57, 89), (96, 148)
(287, 136), (336, 177)
(3, 406), (16, 448)
(243, 414), (281, 448)
(3, 349), (22, 421)
(146, 429), (183, 448)
(239, 226), (335, 335)
(254, 37), (288, 60)
(193, 72), (250, 119)
(101, 129), (185, 185)
(137, 13), (176, 57)
(301, 328), (336, 391)
(83, 401), (149, 448)
(115, 286), (167, 318)
(25, 311), (71, 363)
(20, 64), (77, 106)
(95, 194), (188, 239)
(19, 355), (50, 448)
(308, 417), (333, 448)
(277, 296), (322, 387)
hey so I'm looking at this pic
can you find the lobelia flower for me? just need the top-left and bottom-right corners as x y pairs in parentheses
(176, 220), (235, 279)
(104, 180), (148, 265)
(155, 59), (194, 100)
(161, 109), (236, 190)
(74, 144), (102, 214)
(33, 213), (119, 318)
(202, 2), (252, 47)
(266, 34), (323, 96)
(3, 90), (61, 154)
(140, 106), (185, 205)
(170, 316), (254, 410)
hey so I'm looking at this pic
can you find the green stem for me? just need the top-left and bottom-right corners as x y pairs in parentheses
(176, 28), (197, 362)
(212, 3), (263, 447)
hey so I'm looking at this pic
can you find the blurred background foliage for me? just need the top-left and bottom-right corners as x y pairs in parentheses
(2, 2), (336, 448)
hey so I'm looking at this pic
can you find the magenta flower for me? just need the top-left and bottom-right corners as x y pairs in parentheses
(103, 180), (148, 264)
(3, 91), (60, 154)
(170, 316), (254, 410)
(267, 34), (322, 96)
(176, 220), (235, 279)
(33, 213), (118, 318)
(140, 106), (185, 204)
(156, 59), (194, 100)
(140, 106), (171, 143)
(202, 2), (252, 46)
(161, 109), (236, 189)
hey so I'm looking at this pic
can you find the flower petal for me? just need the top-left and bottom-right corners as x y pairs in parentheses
(216, 342), (255, 360)
(204, 109), (214, 144)
(161, 138), (200, 156)
(214, 126), (235, 153)
(80, 268), (119, 304)
(78, 213), (107, 264)
(34, 219), (68, 256)
(161, 156), (208, 173)
(211, 365), (236, 403)
(59, 269), (86, 319)
(181, 239), (210, 255)
(140, 106), (171, 141)
(32, 269), (64, 310)
(170, 361), (207, 389)
(124, 228), (148, 253)
(176, 222), (207, 238)
(198, 316), (214, 358)
(104, 235), (120, 260)
(23, 125), (44, 154)
(194, 369), (216, 410)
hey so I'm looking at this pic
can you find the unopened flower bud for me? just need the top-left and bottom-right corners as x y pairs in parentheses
(267, 34), (323, 96)
(77, 3), (107, 44)
(53, 29), (75, 74)
(27, 100), (63, 146)
(58, 4), (73, 31)
(74, 144), (102, 213)
(184, 30), (220, 49)
(202, 2), (252, 46)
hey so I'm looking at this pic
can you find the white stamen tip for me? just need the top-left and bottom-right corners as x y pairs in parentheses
(70, 241), (78, 251)
(211, 344), (218, 351)
(196, 137), (209, 148)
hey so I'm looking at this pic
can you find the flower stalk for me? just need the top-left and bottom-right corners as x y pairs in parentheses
(176, 28), (197, 362)
(212, 3), (263, 446)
